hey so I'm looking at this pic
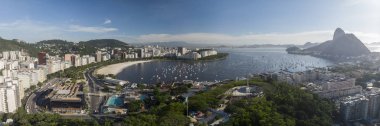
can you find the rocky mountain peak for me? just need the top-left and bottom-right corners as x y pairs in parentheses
(333, 28), (345, 40)
(303, 28), (370, 57)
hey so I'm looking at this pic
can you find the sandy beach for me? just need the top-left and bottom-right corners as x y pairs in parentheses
(96, 60), (152, 75)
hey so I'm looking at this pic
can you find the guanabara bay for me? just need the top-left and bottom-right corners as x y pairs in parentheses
(0, 0), (379, 126)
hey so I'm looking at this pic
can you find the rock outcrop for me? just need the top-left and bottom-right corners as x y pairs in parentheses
(305, 28), (370, 57)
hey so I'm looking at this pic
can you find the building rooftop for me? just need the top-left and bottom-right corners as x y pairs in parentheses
(48, 83), (81, 102)
(340, 94), (368, 104)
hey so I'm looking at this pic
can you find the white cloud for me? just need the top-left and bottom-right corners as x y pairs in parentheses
(0, 20), (63, 42)
(0, 20), (60, 32)
(104, 19), (112, 24)
(0, 20), (119, 42)
(68, 25), (118, 33)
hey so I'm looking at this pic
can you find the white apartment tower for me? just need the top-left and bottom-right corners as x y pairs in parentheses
(0, 85), (19, 113)
(0, 88), (6, 112)
(6, 86), (17, 113)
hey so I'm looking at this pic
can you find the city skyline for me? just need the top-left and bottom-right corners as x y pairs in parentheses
(0, 0), (379, 45)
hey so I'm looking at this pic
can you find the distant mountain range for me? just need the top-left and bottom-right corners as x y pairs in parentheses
(302, 42), (320, 49)
(236, 44), (296, 48)
(236, 43), (320, 49)
(131, 41), (222, 48)
(287, 28), (371, 58)
(133, 41), (321, 49)
(36, 39), (131, 56)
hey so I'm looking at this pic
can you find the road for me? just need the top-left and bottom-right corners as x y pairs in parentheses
(209, 108), (230, 125)
(25, 67), (107, 118)
(25, 78), (64, 114)
(84, 68), (105, 114)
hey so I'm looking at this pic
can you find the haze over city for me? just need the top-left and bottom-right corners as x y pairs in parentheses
(0, 0), (379, 44)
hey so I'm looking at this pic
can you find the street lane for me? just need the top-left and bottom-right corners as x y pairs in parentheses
(25, 78), (62, 114)
(85, 68), (104, 114)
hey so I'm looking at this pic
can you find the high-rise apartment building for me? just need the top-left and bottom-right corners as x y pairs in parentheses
(38, 52), (47, 65)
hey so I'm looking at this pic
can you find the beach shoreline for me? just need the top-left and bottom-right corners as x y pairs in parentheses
(96, 60), (153, 75)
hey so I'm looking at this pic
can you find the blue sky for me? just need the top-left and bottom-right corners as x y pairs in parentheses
(0, 0), (379, 45)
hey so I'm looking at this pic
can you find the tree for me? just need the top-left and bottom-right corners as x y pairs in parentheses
(115, 84), (123, 92)
(224, 82), (333, 126)
(104, 118), (113, 126)
(159, 102), (186, 116)
(170, 85), (189, 96)
(30, 85), (37, 91)
(102, 86), (110, 92)
(152, 88), (170, 105)
(189, 97), (208, 112)
(37, 82), (43, 87)
(225, 97), (294, 126)
(97, 74), (105, 79)
(128, 100), (143, 112)
(265, 83), (333, 126)
(159, 113), (189, 126)
(107, 74), (116, 79)
(158, 103), (189, 126)
(123, 114), (157, 126)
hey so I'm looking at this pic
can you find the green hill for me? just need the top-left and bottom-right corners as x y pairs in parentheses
(36, 39), (131, 56)
(78, 39), (129, 48)
(35, 39), (76, 56)
(0, 38), (40, 56)
(37, 39), (75, 45)
(1, 37), (131, 57)
(76, 39), (131, 55)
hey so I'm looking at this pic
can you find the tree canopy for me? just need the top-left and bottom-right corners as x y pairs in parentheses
(224, 82), (334, 126)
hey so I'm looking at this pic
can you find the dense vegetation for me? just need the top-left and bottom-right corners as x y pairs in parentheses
(78, 39), (130, 49)
(356, 73), (380, 88)
(224, 97), (295, 126)
(35, 39), (76, 56)
(0, 38), (40, 56)
(329, 64), (361, 74)
(0, 38), (131, 57)
(76, 39), (131, 56)
(189, 80), (265, 111)
(122, 102), (189, 126)
(100, 87), (189, 126)
(36, 39), (131, 56)
(188, 79), (334, 126)
(0, 108), (99, 126)
(224, 82), (334, 126)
